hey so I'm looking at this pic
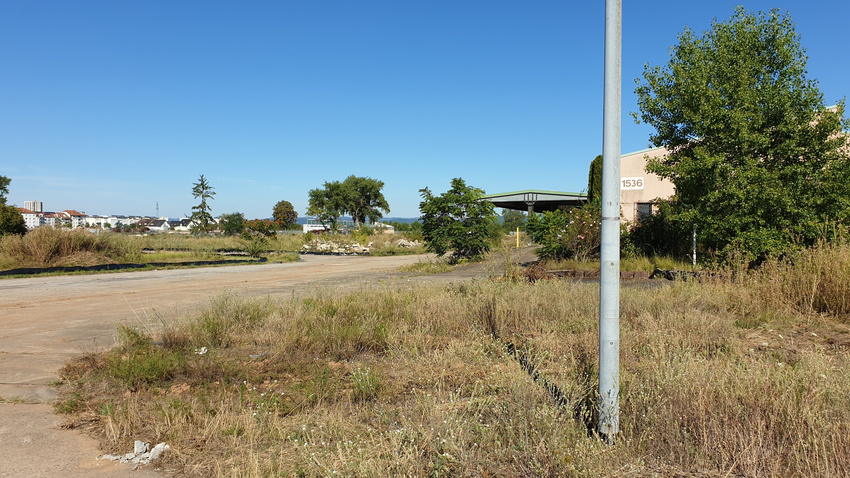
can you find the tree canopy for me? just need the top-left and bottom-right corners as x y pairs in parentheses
(0, 175), (26, 236)
(634, 7), (850, 262)
(307, 180), (347, 231)
(419, 178), (496, 261)
(307, 176), (389, 230)
(0, 205), (26, 236)
(0, 175), (10, 205)
(586, 155), (603, 203)
(189, 174), (216, 234)
(219, 212), (246, 236)
(342, 175), (390, 227)
(501, 209), (526, 232)
(272, 200), (298, 229)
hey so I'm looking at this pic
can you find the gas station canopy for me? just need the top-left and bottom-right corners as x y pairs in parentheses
(482, 189), (586, 214)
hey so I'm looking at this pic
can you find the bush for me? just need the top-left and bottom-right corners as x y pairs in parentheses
(625, 199), (692, 260)
(525, 200), (601, 261)
(419, 178), (496, 262)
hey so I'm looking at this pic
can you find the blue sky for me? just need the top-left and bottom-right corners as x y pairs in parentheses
(2, 1), (847, 219)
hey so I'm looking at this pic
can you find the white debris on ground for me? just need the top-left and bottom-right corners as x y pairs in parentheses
(300, 240), (370, 254)
(99, 441), (170, 469)
(300, 238), (422, 255)
(393, 238), (422, 248)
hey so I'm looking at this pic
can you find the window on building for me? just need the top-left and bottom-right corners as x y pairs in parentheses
(636, 203), (653, 221)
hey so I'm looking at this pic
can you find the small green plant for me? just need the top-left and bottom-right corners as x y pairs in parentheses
(108, 325), (186, 389)
(54, 391), (85, 414)
(245, 236), (267, 258)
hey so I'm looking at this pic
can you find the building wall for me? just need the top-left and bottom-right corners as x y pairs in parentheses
(24, 201), (43, 213)
(619, 147), (676, 223)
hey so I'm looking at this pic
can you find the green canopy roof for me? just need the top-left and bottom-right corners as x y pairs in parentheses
(482, 190), (586, 213)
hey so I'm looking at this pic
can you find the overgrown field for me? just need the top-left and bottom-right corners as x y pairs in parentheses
(0, 228), (423, 271)
(56, 243), (850, 477)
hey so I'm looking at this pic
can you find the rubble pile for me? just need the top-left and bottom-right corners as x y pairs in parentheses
(300, 240), (370, 255)
(99, 441), (170, 469)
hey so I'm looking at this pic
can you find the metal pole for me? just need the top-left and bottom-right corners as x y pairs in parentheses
(598, 0), (621, 443)
(692, 224), (697, 266)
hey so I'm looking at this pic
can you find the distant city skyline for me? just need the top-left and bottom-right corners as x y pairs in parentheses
(3, 1), (848, 219)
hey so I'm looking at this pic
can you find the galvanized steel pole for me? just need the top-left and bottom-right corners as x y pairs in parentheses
(598, 0), (621, 443)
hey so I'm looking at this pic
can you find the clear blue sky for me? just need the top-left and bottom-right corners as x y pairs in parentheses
(2, 1), (847, 219)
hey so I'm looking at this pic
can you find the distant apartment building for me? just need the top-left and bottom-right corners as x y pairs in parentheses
(17, 208), (91, 229)
(84, 215), (143, 229)
(54, 210), (87, 228)
(17, 208), (44, 229)
(23, 200), (43, 213)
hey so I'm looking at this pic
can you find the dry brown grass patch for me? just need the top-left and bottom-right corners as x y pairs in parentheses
(55, 258), (850, 477)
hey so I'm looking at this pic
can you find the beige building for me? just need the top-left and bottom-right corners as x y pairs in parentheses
(482, 147), (676, 223)
(619, 147), (675, 223)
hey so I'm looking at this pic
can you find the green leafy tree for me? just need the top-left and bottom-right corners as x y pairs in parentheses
(386, 220), (422, 233)
(307, 176), (390, 231)
(219, 212), (246, 236)
(272, 200), (298, 229)
(634, 7), (850, 262)
(189, 174), (216, 234)
(586, 155), (603, 203)
(0, 204), (27, 236)
(341, 175), (390, 227)
(0, 175), (27, 235)
(501, 209), (527, 233)
(307, 180), (346, 231)
(419, 178), (496, 261)
(0, 175), (10, 205)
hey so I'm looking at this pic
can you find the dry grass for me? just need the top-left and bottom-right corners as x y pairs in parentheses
(0, 228), (306, 271)
(56, 249), (850, 477)
(535, 255), (692, 273)
(0, 227), (141, 268)
(398, 258), (453, 274)
(0, 228), (427, 272)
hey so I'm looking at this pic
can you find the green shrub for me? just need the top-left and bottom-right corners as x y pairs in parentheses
(525, 199), (601, 261)
(419, 178), (497, 262)
(108, 325), (186, 389)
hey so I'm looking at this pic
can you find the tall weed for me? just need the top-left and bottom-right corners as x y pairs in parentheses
(755, 241), (850, 318)
(0, 227), (141, 267)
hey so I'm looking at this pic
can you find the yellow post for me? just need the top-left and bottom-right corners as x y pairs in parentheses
(516, 227), (520, 249)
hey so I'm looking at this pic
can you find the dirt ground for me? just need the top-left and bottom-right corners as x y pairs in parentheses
(0, 252), (503, 477)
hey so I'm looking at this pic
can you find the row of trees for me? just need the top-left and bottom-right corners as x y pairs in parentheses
(193, 174), (391, 237)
